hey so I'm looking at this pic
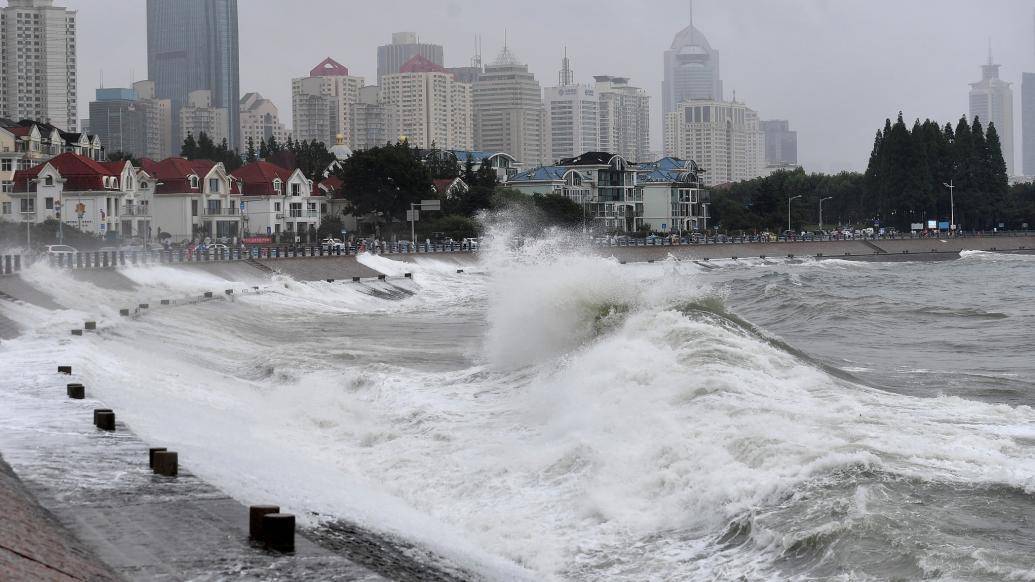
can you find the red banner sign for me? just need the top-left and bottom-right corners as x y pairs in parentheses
(242, 236), (272, 244)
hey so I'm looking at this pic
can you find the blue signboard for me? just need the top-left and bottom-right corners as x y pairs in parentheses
(938, 221), (950, 230)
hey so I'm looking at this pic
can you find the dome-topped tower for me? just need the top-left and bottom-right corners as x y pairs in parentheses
(329, 133), (352, 160)
(663, 2), (723, 114)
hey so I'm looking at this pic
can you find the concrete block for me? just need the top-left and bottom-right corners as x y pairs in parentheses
(84, 321), (97, 330)
(204, 292), (213, 298)
(95, 410), (115, 431)
(152, 451), (178, 476)
(58, 366), (72, 374)
(139, 303), (149, 309)
(249, 505), (280, 539)
(160, 299), (170, 305)
(71, 329), (83, 336)
(148, 447), (167, 469)
(119, 309), (130, 316)
(262, 513), (295, 552)
(67, 383), (84, 399)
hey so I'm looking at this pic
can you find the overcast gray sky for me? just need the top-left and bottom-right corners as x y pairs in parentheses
(69, 0), (1032, 173)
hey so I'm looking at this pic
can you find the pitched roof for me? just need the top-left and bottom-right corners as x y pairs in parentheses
(510, 166), (567, 182)
(432, 177), (468, 195)
(398, 54), (451, 76)
(317, 175), (344, 198)
(235, 160), (293, 196)
(559, 152), (618, 166)
(13, 152), (118, 192)
(148, 157), (208, 194)
(310, 57), (350, 77)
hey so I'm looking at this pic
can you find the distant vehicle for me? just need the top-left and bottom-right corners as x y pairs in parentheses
(782, 230), (797, 240)
(321, 238), (345, 250)
(207, 243), (230, 255)
(46, 244), (77, 257)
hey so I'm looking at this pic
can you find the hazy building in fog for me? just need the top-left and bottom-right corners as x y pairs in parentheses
(473, 45), (544, 166)
(969, 48), (1014, 176)
(353, 85), (385, 151)
(291, 58), (364, 148)
(146, 0), (240, 148)
(1022, 73), (1035, 176)
(0, 0), (78, 131)
(377, 32), (443, 84)
(543, 52), (598, 163)
(179, 89), (228, 146)
(663, 9), (722, 115)
(381, 56), (472, 150)
(664, 99), (764, 187)
(239, 92), (289, 151)
(87, 81), (172, 160)
(760, 119), (798, 165)
(596, 75), (650, 163)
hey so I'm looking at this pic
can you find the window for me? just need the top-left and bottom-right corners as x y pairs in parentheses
(44, 174), (54, 186)
(289, 203), (302, 218)
(209, 177), (219, 192)
(274, 202), (281, 211)
(44, 197), (53, 209)
(207, 200), (222, 215)
(141, 182), (148, 189)
(1, 181), (12, 193)
(2, 202), (10, 214)
(273, 179), (282, 194)
(190, 175), (199, 189)
(307, 202), (317, 213)
(19, 198), (34, 213)
(191, 199), (198, 217)
(291, 183), (300, 196)
(320, 203), (327, 214)
(1, 159), (11, 172)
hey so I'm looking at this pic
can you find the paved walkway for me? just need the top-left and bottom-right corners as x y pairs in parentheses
(0, 352), (386, 581)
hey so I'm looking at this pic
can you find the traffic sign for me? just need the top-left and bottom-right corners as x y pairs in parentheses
(420, 200), (441, 211)
(406, 209), (420, 221)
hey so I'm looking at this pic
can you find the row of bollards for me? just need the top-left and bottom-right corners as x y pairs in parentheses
(249, 505), (296, 552)
(56, 366), (295, 555)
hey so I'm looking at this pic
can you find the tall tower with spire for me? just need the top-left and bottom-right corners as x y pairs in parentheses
(662, 0), (722, 114)
(970, 42), (1015, 176)
(472, 42), (545, 165)
(543, 50), (598, 162)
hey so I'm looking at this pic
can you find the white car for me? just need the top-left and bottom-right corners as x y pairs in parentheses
(46, 244), (77, 258)
(322, 238), (345, 250)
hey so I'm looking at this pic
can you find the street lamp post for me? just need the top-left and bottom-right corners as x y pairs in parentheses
(819, 196), (833, 231)
(25, 178), (39, 251)
(943, 180), (956, 232)
(701, 202), (710, 233)
(788, 195), (802, 233)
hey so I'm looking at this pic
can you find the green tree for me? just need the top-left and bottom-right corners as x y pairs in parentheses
(181, 133), (198, 158)
(333, 140), (432, 224)
(317, 214), (345, 240)
(532, 193), (584, 226)
(107, 151), (141, 166)
(246, 137), (257, 163)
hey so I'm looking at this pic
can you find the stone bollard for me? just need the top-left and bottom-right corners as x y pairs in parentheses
(404, 273), (412, 278)
(93, 408), (112, 426)
(225, 289), (233, 295)
(67, 383), (85, 399)
(456, 269), (464, 274)
(352, 276), (361, 282)
(160, 299), (170, 305)
(377, 274), (386, 281)
(152, 451), (178, 476)
(120, 309), (130, 316)
(326, 279), (334, 283)
(85, 321), (97, 331)
(71, 329), (83, 336)
(148, 447), (167, 469)
(139, 303), (149, 309)
(204, 292), (213, 298)
(95, 410), (116, 431)
(249, 505), (280, 540)
(262, 513), (296, 552)
(58, 365), (72, 374)
(647, 260), (655, 264)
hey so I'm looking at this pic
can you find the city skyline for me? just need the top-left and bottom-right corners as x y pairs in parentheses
(66, 0), (1032, 173)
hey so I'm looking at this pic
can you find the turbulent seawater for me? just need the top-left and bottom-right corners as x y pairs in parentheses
(1, 236), (1034, 581)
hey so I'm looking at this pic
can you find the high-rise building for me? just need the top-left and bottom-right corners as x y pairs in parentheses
(291, 58), (364, 148)
(0, 0), (78, 131)
(377, 32), (444, 84)
(663, 7), (722, 115)
(664, 99), (764, 187)
(473, 46), (545, 166)
(543, 52), (598, 163)
(353, 85), (385, 151)
(132, 80), (174, 160)
(760, 120), (798, 165)
(381, 56), (472, 150)
(179, 89), (228, 146)
(969, 47), (1014, 176)
(239, 92), (289, 151)
(86, 82), (173, 160)
(1022, 73), (1035, 176)
(596, 76), (651, 163)
(88, 88), (141, 156)
(146, 0), (240, 149)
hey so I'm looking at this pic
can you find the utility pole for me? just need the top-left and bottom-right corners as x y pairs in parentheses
(788, 195), (802, 233)
(942, 180), (956, 231)
(819, 196), (833, 231)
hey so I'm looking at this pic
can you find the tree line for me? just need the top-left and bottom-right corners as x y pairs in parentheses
(176, 132), (335, 181)
(711, 113), (1033, 233)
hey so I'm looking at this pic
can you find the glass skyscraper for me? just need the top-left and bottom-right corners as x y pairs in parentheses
(146, 0), (240, 150)
(663, 14), (722, 115)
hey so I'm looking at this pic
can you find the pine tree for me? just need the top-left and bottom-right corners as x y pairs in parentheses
(246, 137), (257, 162)
(267, 135), (280, 154)
(259, 137), (269, 160)
(286, 135), (295, 152)
(181, 132), (198, 158)
(952, 116), (972, 192)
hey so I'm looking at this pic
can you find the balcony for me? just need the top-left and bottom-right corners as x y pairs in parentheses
(120, 205), (151, 216)
(288, 210), (320, 219)
(202, 206), (240, 217)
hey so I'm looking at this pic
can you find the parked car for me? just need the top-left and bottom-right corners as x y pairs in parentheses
(207, 243), (230, 256)
(321, 238), (345, 251)
(45, 244), (77, 258)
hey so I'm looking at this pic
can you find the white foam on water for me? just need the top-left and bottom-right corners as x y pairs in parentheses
(2, 238), (1035, 580)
